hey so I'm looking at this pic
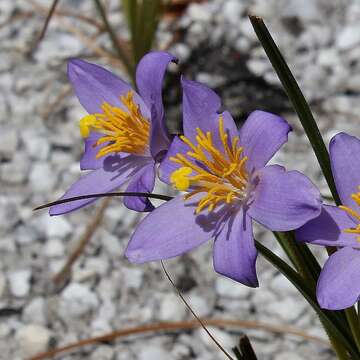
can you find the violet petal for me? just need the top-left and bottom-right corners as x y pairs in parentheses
(136, 51), (177, 158)
(238, 110), (291, 172)
(213, 209), (258, 287)
(68, 59), (149, 117)
(330, 132), (360, 209)
(296, 205), (359, 248)
(317, 247), (360, 310)
(125, 195), (211, 263)
(49, 155), (148, 215)
(123, 161), (156, 212)
(248, 165), (322, 231)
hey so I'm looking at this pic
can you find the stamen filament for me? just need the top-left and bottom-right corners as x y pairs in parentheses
(170, 116), (249, 214)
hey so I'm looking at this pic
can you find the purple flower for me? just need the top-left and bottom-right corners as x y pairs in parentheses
(296, 133), (360, 310)
(49, 51), (177, 215)
(125, 79), (322, 286)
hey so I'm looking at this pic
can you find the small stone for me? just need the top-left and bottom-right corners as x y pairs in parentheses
(84, 257), (109, 276)
(23, 297), (47, 325)
(138, 345), (168, 360)
(122, 267), (144, 290)
(29, 162), (56, 192)
(266, 298), (307, 322)
(275, 352), (305, 360)
(215, 277), (252, 299)
(8, 269), (31, 297)
(90, 345), (115, 360)
(198, 327), (234, 350)
(102, 231), (122, 258)
(23, 133), (50, 160)
(44, 238), (65, 257)
(1, 155), (29, 184)
(223, 0), (244, 24)
(188, 3), (212, 22)
(337, 25), (360, 50)
(45, 216), (73, 239)
(16, 324), (52, 357)
(60, 282), (99, 317)
(187, 293), (212, 317)
(270, 275), (297, 296)
(0, 272), (6, 297)
(159, 293), (187, 321)
(0, 128), (18, 159)
(171, 43), (191, 61)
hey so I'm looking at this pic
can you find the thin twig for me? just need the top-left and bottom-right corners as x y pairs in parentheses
(52, 198), (111, 287)
(93, 0), (134, 77)
(52, 17), (124, 69)
(161, 261), (235, 360)
(34, 191), (173, 211)
(29, 0), (104, 31)
(41, 85), (72, 120)
(29, 318), (329, 360)
(33, 0), (61, 51)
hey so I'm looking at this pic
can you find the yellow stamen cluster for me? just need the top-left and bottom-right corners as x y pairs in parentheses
(339, 186), (360, 241)
(170, 116), (249, 214)
(79, 91), (150, 158)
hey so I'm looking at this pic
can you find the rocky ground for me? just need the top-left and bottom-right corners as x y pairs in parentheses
(1, 0), (360, 359)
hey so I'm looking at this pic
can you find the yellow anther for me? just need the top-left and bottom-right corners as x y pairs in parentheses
(170, 116), (249, 214)
(170, 167), (193, 191)
(79, 115), (97, 138)
(78, 91), (150, 158)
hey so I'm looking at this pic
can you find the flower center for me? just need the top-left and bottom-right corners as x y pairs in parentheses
(79, 91), (150, 158)
(170, 116), (249, 214)
(339, 186), (360, 241)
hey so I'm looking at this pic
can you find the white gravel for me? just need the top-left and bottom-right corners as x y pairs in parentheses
(1, 0), (359, 359)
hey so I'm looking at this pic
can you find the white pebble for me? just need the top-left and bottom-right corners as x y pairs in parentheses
(159, 292), (186, 321)
(16, 324), (52, 356)
(215, 277), (252, 299)
(8, 269), (31, 297)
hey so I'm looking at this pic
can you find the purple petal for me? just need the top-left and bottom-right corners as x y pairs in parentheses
(182, 78), (237, 150)
(213, 210), (258, 287)
(80, 133), (105, 170)
(68, 59), (149, 117)
(238, 111), (292, 172)
(296, 205), (359, 248)
(125, 195), (211, 263)
(158, 136), (190, 184)
(136, 51), (177, 158)
(248, 165), (322, 231)
(49, 155), (149, 215)
(123, 161), (156, 212)
(330, 132), (360, 208)
(317, 247), (360, 310)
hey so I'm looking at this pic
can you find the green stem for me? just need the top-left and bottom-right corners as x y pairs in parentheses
(346, 307), (360, 353)
(94, 0), (135, 80)
(273, 231), (318, 286)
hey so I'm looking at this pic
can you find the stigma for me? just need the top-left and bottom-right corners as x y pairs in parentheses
(339, 186), (360, 241)
(170, 116), (249, 214)
(79, 91), (150, 158)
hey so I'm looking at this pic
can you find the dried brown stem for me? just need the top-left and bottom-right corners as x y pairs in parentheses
(29, 318), (329, 360)
(30, 0), (104, 30)
(33, 0), (61, 51)
(52, 198), (111, 287)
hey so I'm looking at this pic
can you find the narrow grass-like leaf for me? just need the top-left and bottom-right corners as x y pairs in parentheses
(249, 15), (340, 204)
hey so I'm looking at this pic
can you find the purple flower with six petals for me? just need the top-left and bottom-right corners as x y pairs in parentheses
(49, 51), (177, 215)
(296, 133), (360, 310)
(125, 79), (322, 286)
